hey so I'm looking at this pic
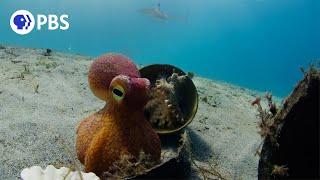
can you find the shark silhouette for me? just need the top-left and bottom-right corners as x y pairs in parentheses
(139, 4), (189, 24)
(139, 4), (169, 20)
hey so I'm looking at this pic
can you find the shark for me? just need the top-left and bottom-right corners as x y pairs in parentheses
(139, 7), (169, 20)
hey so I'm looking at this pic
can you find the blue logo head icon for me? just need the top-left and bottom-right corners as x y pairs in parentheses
(10, 10), (35, 35)
(13, 14), (32, 30)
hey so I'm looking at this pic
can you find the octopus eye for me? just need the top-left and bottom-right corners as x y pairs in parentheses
(112, 85), (125, 101)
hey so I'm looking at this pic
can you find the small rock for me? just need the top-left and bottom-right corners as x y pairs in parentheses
(202, 96), (208, 103)
(43, 49), (52, 56)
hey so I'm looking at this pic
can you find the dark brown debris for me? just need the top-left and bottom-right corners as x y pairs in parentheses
(258, 67), (319, 179)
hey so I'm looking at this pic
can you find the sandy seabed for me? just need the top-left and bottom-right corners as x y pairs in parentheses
(0, 46), (282, 179)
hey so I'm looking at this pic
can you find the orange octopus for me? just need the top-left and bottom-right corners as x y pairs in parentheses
(76, 54), (161, 177)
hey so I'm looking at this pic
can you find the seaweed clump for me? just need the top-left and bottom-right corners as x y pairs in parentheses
(100, 131), (193, 179)
(144, 72), (188, 129)
(251, 91), (278, 140)
(101, 151), (158, 179)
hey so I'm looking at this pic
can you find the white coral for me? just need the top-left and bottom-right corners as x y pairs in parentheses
(21, 165), (100, 180)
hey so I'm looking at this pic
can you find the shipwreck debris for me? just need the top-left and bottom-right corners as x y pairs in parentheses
(258, 67), (320, 179)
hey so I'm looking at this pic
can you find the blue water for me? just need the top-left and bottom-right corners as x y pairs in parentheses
(0, 0), (319, 97)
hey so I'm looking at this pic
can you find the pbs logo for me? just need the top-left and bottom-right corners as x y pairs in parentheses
(10, 10), (69, 35)
(10, 10), (35, 35)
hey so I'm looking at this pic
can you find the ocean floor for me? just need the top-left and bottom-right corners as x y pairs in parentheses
(0, 46), (282, 179)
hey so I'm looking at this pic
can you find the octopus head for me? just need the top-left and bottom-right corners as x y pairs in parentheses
(109, 75), (150, 109)
(88, 53), (140, 101)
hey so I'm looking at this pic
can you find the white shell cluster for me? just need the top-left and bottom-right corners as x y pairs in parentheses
(21, 165), (100, 180)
